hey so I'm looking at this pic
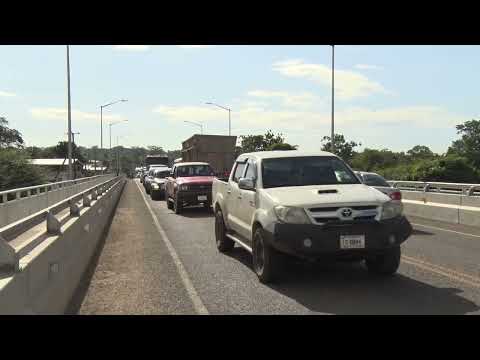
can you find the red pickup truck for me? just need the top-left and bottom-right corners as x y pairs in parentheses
(165, 162), (216, 214)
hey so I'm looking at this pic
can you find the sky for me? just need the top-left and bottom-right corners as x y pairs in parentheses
(0, 45), (478, 154)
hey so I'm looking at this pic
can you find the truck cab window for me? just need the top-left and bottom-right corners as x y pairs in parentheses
(244, 161), (257, 180)
(232, 162), (246, 183)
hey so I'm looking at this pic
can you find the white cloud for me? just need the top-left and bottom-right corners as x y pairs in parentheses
(177, 45), (214, 49)
(0, 91), (16, 97)
(153, 103), (464, 133)
(336, 106), (463, 128)
(247, 90), (321, 107)
(272, 59), (388, 100)
(30, 108), (122, 122)
(113, 45), (150, 51)
(354, 64), (383, 70)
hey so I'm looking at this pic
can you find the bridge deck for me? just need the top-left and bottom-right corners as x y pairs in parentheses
(73, 179), (480, 315)
(71, 180), (196, 315)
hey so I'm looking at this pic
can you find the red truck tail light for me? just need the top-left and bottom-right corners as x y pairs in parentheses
(389, 191), (402, 201)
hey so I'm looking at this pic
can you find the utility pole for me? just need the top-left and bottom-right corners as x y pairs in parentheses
(331, 44), (335, 154)
(66, 45), (73, 180)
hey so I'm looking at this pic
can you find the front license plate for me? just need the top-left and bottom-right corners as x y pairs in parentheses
(340, 235), (365, 249)
(198, 195), (208, 201)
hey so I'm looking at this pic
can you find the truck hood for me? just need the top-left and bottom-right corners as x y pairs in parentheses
(176, 176), (215, 185)
(263, 184), (390, 207)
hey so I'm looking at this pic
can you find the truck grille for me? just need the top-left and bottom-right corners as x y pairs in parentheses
(306, 205), (379, 225)
(188, 184), (212, 191)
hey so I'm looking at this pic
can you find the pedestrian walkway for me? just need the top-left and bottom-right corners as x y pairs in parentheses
(71, 180), (195, 314)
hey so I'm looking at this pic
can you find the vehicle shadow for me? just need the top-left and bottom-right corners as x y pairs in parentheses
(412, 229), (435, 236)
(177, 206), (214, 219)
(225, 247), (479, 315)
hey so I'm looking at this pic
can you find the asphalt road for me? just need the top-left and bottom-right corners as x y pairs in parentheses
(77, 179), (480, 315)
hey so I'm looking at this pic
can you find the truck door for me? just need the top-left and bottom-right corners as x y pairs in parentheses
(236, 158), (258, 242)
(226, 160), (247, 235)
(166, 165), (176, 199)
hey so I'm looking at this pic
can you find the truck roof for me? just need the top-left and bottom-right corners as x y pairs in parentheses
(175, 162), (210, 166)
(238, 150), (338, 160)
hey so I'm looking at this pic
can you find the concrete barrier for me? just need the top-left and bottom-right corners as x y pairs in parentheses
(0, 176), (125, 314)
(401, 190), (480, 227)
(0, 175), (114, 228)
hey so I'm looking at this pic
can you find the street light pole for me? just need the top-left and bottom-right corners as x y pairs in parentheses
(66, 45), (73, 180)
(99, 99), (127, 173)
(205, 102), (232, 136)
(109, 120), (128, 173)
(331, 44), (335, 154)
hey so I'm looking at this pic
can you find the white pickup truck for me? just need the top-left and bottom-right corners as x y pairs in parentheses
(212, 151), (412, 283)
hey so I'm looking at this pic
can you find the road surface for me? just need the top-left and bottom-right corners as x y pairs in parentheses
(75, 179), (480, 315)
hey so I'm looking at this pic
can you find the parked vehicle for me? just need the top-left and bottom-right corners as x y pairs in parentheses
(355, 171), (401, 202)
(140, 167), (148, 183)
(143, 168), (156, 193)
(212, 151), (413, 283)
(165, 162), (216, 214)
(149, 167), (171, 200)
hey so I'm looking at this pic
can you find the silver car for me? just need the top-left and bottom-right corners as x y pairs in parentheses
(355, 171), (402, 202)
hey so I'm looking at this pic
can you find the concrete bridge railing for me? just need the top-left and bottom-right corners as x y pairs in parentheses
(0, 175), (125, 314)
(387, 180), (480, 227)
(0, 174), (114, 228)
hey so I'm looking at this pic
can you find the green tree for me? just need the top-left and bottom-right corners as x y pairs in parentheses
(267, 143), (298, 151)
(0, 149), (46, 190)
(447, 119), (480, 168)
(407, 145), (435, 160)
(238, 130), (289, 154)
(0, 117), (24, 149)
(321, 134), (361, 163)
(147, 145), (166, 155)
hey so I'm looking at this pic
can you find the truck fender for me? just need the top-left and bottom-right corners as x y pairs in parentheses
(252, 208), (274, 235)
(213, 193), (230, 230)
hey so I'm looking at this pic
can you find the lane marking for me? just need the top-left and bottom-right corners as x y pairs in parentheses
(411, 222), (480, 239)
(134, 179), (209, 315)
(402, 255), (480, 289)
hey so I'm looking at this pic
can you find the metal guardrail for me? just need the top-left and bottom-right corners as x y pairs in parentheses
(0, 174), (114, 228)
(387, 180), (480, 196)
(0, 176), (123, 271)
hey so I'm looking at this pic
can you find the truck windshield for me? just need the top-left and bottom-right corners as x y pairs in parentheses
(177, 165), (214, 177)
(261, 156), (360, 188)
(154, 170), (170, 179)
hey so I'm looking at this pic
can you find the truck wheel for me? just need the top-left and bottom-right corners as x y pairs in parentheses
(365, 246), (401, 275)
(215, 209), (234, 252)
(167, 197), (174, 210)
(252, 227), (281, 284)
(174, 196), (182, 214)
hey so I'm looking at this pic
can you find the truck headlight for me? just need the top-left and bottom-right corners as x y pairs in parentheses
(381, 201), (403, 220)
(274, 206), (311, 224)
(180, 184), (189, 191)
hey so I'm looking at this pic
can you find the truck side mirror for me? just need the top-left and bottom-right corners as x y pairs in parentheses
(238, 177), (256, 191)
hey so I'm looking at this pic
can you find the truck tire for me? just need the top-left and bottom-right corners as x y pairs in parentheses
(174, 196), (183, 214)
(252, 227), (281, 284)
(365, 246), (401, 275)
(215, 209), (234, 252)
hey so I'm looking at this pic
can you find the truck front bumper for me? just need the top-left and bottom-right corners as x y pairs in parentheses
(177, 191), (212, 206)
(264, 216), (412, 260)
